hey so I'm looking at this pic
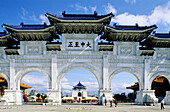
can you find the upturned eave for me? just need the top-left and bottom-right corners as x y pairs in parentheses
(2, 24), (55, 33)
(45, 12), (114, 24)
(105, 25), (157, 33)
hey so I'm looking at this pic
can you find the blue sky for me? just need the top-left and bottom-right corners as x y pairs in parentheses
(3, 0), (170, 95)
(0, 0), (170, 32)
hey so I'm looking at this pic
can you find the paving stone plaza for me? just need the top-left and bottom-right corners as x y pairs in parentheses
(0, 104), (170, 112)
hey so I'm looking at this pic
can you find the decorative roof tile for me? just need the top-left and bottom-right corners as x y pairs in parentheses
(2, 23), (49, 30)
(108, 24), (157, 31)
(46, 11), (114, 20)
(154, 33), (170, 38)
(0, 31), (7, 37)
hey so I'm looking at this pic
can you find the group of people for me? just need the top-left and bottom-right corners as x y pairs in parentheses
(105, 99), (117, 107)
(110, 100), (117, 107)
(105, 98), (166, 110)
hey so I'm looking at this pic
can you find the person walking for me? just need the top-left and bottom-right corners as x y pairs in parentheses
(105, 98), (107, 106)
(161, 99), (165, 110)
(110, 100), (112, 107)
(114, 100), (118, 107)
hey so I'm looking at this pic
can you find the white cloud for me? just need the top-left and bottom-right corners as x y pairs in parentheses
(104, 3), (117, 14)
(89, 6), (97, 13)
(75, 3), (88, 12)
(19, 8), (39, 23)
(70, 3), (97, 13)
(111, 83), (133, 94)
(125, 0), (136, 4)
(61, 77), (68, 82)
(39, 14), (50, 24)
(113, 12), (149, 25)
(21, 74), (48, 93)
(105, 1), (170, 32)
(89, 78), (93, 81)
(20, 8), (28, 20)
(148, 2), (170, 26)
(29, 13), (39, 22)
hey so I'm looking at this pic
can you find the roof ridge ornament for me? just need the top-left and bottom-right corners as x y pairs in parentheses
(62, 11), (66, 16)
(94, 11), (97, 16)
(20, 22), (24, 26)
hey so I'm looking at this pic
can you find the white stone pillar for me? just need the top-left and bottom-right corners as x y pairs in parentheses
(135, 57), (158, 105)
(47, 89), (61, 105)
(102, 53), (108, 90)
(164, 91), (170, 105)
(51, 55), (57, 90)
(98, 53), (112, 105)
(143, 57), (151, 90)
(135, 90), (158, 105)
(9, 59), (16, 90)
(98, 89), (112, 105)
(1, 59), (23, 105)
(1, 90), (22, 105)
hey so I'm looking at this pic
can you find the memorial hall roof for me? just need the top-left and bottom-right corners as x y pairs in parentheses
(73, 81), (86, 90)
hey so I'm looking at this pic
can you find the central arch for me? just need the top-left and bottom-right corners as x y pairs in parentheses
(57, 63), (101, 90)
(108, 67), (142, 90)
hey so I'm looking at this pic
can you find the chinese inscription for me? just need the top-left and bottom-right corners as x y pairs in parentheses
(68, 41), (91, 48)
(67, 39), (93, 50)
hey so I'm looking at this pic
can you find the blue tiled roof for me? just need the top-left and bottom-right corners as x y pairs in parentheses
(11, 25), (46, 30)
(0, 34), (5, 37)
(0, 31), (7, 37)
(154, 33), (170, 38)
(108, 24), (157, 30)
(3, 23), (49, 30)
(73, 81), (86, 89)
(46, 12), (113, 20)
(57, 17), (102, 20)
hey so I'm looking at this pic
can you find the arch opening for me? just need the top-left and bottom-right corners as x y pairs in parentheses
(60, 68), (99, 104)
(0, 74), (8, 100)
(110, 72), (139, 102)
(151, 76), (170, 102)
(20, 71), (48, 103)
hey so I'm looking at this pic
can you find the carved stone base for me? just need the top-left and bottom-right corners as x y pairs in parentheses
(164, 91), (170, 105)
(98, 89), (112, 105)
(47, 89), (61, 105)
(135, 90), (158, 105)
(0, 90), (22, 105)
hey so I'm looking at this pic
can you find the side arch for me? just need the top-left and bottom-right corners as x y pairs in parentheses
(0, 73), (9, 89)
(108, 67), (142, 89)
(57, 63), (101, 90)
(149, 71), (170, 89)
(15, 68), (51, 90)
